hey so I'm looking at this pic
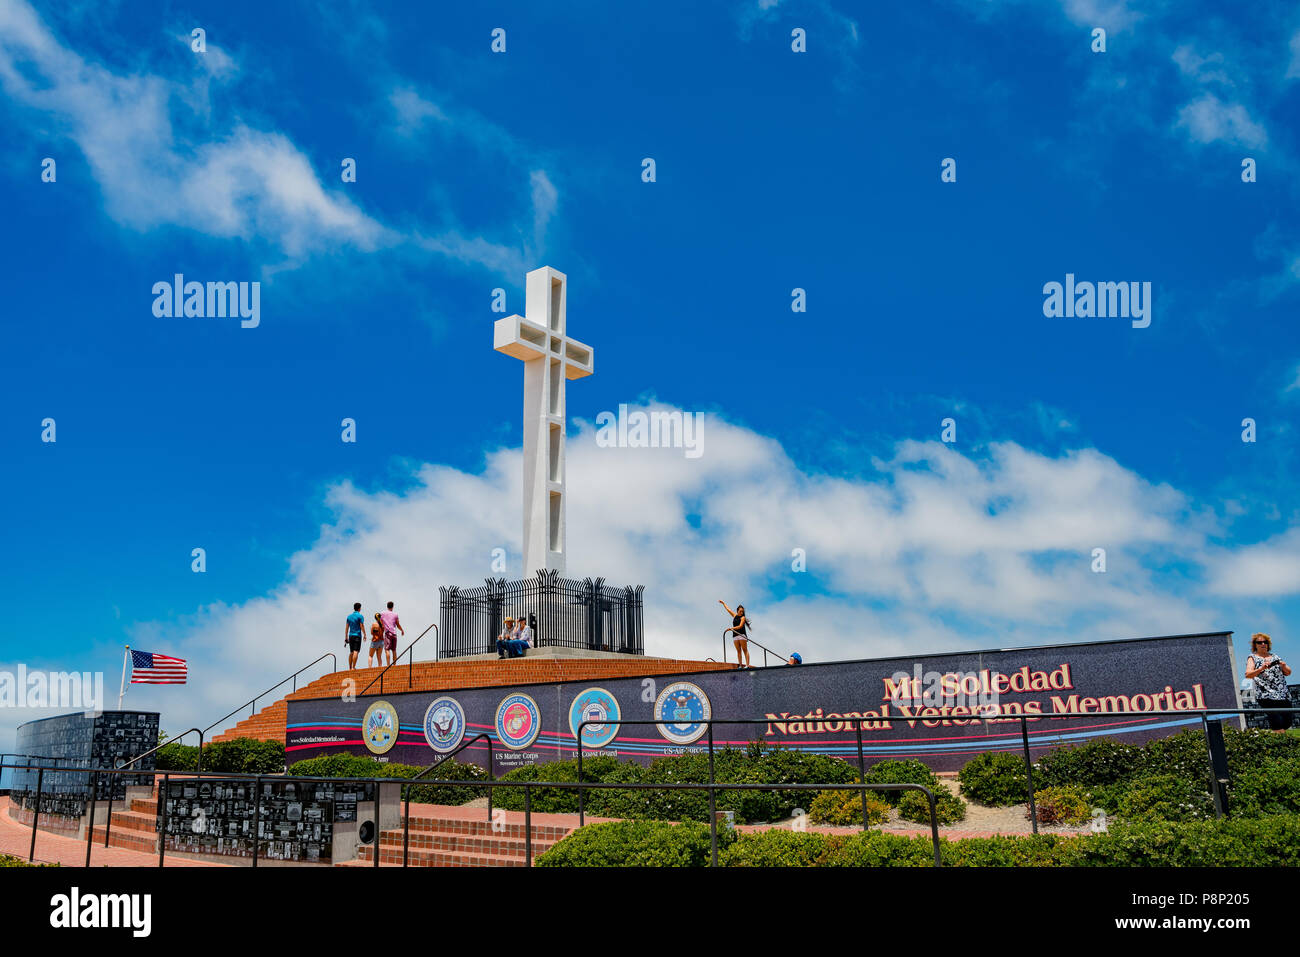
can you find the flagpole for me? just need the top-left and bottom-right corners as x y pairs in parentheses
(118, 645), (129, 710)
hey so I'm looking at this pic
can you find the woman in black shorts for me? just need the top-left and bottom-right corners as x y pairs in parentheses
(1245, 633), (1293, 731)
(719, 599), (750, 668)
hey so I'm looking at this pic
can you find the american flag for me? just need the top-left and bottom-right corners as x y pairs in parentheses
(130, 650), (188, 684)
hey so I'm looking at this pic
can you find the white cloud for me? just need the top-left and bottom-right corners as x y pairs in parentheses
(1058, 0), (1139, 31)
(1172, 45), (1232, 87)
(0, 1), (551, 273)
(529, 170), (558, 255)
(91, 404), (1283, 737)
(389, 85), (447, 135)
(0, 0), (384, 258)
(1205, 528), (1300, 597)
(1175, 93), (1268, 149)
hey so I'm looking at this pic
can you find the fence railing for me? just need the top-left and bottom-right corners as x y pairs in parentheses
(721, 628), (785, 667)
(439, 571), (644, 658)
(202, 653), (336, 741)
(1, 760), (941, 868)
(399, 732), (496, 867)
(361, 622), (438, 696)
(8, 705), (1296, 867)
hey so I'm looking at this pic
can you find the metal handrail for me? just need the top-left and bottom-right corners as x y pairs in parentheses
(103, 727), (203, 850)
(201, 652), (337, 738)
(16, 705), (1296, 867)
(578, 716), (884, 841)
(401, 732), (496, 867)
(721, 627), (784, 667)
(362, 622), (438, 695)
(4, 759), (943, 868)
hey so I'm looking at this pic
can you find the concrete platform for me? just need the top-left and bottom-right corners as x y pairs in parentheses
(448, 646), (663, 662)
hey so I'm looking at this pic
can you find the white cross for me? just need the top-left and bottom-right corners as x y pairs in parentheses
(493, 266), (594, 575)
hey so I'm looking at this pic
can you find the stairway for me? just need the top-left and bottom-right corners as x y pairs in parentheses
(211, 655), (736, 744)
(91, 786), (160, 854)
(347, 808), (581, 867)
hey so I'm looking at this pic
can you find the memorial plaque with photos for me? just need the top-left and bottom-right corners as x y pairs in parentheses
(11, 711), (160, 819)
(159, 777), (375, 862)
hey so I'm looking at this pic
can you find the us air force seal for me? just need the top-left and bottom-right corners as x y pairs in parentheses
(568, 687), (621, 749)
(423, 696), (466, 753)
(495, 693), (542, 750)
(362, 700), (400, 755)
(654, 681), (712, 745)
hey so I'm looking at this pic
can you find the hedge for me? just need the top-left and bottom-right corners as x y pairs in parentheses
(285, 754), (488, 805)
(959, 727), (1300, 825)
(156, 737), (285, 774)
(495, 743), (860, 824)
(536, 815), (1300, 866)
(536, 820), (729, 867)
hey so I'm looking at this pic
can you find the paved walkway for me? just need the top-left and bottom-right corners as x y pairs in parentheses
(0, 797), (224, 867)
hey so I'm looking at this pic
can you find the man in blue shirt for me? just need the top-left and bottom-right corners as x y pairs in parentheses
(345, 602), (365, 669)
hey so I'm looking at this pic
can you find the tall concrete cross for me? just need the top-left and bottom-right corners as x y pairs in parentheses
(493, 266), (594, 575)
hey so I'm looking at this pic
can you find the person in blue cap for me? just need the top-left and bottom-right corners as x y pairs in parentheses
(787, 652), (802, 665)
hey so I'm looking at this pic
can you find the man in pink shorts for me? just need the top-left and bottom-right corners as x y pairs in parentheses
(379, 601), (404, 666)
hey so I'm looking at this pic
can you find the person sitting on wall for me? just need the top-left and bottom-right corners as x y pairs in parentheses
(1245, 632), (1293, 732)
(497, 617), (515, 659)
(506, 616), (527, 655)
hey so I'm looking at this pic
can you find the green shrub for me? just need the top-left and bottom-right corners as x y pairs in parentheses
(198, 738), (285, 774)
(941, 834), (1075, 867)
(822, 831), (938, 867)
(721, 829), (834, 866)
(155, 741), (199, 772)
(0, 854), (56, 867)
(862, 759), (938, 806)
(1067, 815), (1300, 867)
(957, 751), (1030, 805)
(158, 737), (285, 773)
(284, 754), (488, 805)
(1033, 738), (1142, 789)
(496, 745), (859, 824)
(536, 820), (727, 866)
(1030, 785), (1092, 825)
(808, 788), (888, 826)
(1228, 757), (1300, 816)
(898, 786), (967, 825)
(1223, 726), (1300, 777)
(537, 815), (1300, 866)
(1115, 774), (1213, 822)
(1083, 782), (1127, 813)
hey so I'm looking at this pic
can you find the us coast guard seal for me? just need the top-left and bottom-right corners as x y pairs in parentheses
(654, 681), (711, 745)
(495, 693), (542, 750)
(423, 696), (466, 753)
(362, 700), (400, 755)
(568, 687), (621, 749)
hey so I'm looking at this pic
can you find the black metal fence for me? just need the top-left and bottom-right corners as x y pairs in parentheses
(11, 706), (1297, 868)
(438, 570), (644, 658)
(1, 760), (942, 868)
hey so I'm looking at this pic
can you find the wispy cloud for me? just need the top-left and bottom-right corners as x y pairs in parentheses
(0, 0), (554, 275)
(1175, 93), (1268, 149)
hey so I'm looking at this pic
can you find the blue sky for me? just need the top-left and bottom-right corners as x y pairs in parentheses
(1, 0), (1298, 746)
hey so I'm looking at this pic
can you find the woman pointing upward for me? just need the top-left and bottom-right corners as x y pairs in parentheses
(719, 599), (750, 669)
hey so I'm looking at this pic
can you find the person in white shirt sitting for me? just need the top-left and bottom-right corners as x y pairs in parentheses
(514, 617), (533, 653)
